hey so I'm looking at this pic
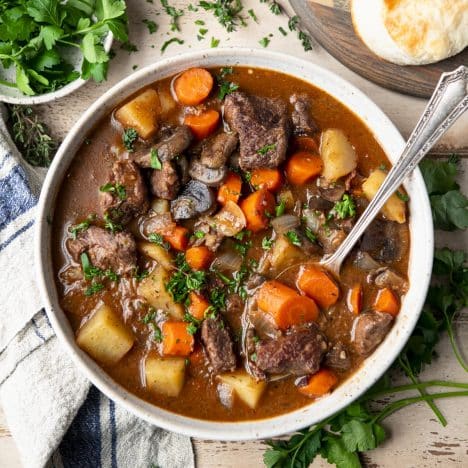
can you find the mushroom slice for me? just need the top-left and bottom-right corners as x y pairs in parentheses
(213, 201), (247, 237)
(170, 180), (215, 220)
(189, 159), (227, 187)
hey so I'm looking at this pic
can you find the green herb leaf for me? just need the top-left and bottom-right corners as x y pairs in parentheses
(160, 0), (183, 31)
(259, 37), (270, 48)
(329, 194), (356, 220)
(150, 148), (162, 170)
(257, 143), (276, 155)
(161, 37), (184, 53)
(275, 199), (285, 217)
(122, 127), (138, 152)
(218, 80), (239, 100)
(262, 236), (274, 250)
(99, 182), (127, 200)
(148, 232), (170, 250)
(285, 230), (301, 246)
(142, 19), (158, 34)
(199, 0), (245, 32)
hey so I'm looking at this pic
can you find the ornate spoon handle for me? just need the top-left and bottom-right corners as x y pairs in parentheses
(321, 66), (468, 276)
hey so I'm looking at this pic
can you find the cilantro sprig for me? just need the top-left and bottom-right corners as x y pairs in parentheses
(0, 0), (128, 96)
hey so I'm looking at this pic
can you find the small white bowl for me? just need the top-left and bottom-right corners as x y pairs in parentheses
(35, 48), (433, 441)
(0, 33), (113, 105)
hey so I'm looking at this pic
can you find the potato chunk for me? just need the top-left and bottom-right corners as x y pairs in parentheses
(115, 89), (160, 139)
(270, 236), (305, 272)
(145, 355), (186, 397)
(76, 304), (134, 365)
(362, 169), (406, 223)
(217, 371), (267, 409)
(320, 129), (357, 181)
(137, 241), (174, 271)
(138, 265), (184, 319)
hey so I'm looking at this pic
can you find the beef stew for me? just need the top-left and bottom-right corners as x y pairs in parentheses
(53, 66), (410, 421)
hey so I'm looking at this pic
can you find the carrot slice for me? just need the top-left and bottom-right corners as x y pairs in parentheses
(184, 110), (220, 140)
(188, 292), (210, 320)
(286, 151), (323, 185)
(251, 168), (283, 192)
(217, 171), (242, 206)
(186, 246), (213, 271)
(297, 265), (340, 309)
(257, 280), (319, 330)
(374, 288), (400, 317)
(162, 322), (194, 356)
(292, 136), (319, 153)
(240, 188), (275, 232)
(164, 226), (189, 251)
(174, 68), (214, 105)
(298, 368), (338, 398)
(347, 284), (363, 315)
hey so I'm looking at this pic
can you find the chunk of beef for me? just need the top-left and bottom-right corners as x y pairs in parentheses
(245, 327), (266, 380)
(201, 316), (237, 373)
(200, 132), (238, 169)
(150, 160), (180, 200)
(324, 342), (351, 372)
(133, 126), (193, 167)
(360, 219), (403, 263)
(256, 324), (328, 375)
(68, 226), (136, 275)
(352, 312), (393, 356)
(226, 293), (244, 316)
(318, 183), (346, 202)
(290, 94), (318, 135)
(224, 91), (290, 170)
(307, 196), (334, 212)
(100, 160), (149, 223)
(369, 267), (409, 294)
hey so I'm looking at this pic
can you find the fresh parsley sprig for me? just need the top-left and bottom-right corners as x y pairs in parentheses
(0, 0), (128, 95)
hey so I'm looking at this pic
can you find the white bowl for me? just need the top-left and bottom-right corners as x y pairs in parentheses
(35, 48), (433, 441)
(0, 33), (113, 105)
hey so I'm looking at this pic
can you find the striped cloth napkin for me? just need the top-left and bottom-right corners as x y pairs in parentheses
(0, 104), (194, 468)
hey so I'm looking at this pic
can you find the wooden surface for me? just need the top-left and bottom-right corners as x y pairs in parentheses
(289, 1), (468, 98)
(1, 0), (467, 466)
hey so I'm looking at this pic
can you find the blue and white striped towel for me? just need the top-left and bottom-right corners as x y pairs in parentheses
(0, 104), (194, 468)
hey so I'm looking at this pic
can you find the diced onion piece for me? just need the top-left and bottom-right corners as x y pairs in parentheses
(211, 250), (243, 273)
(320, 128), (357, 181)
(354, 251), (381, 271)
(302, 209), (322, 233)
(362, 169), (406, 223)
(271, 214), (300, 234)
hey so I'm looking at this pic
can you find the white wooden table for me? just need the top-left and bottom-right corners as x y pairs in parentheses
(1, 1), (467, 466)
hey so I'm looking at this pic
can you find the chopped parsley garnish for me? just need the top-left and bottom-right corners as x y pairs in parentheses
(199, 0), (245, 32)
(262, 236), (274, 250)
(259, 37), (270, 48)
(250, 352), (257, 362)
(218, 80), (239, 100)
(142, 19), (158, 34)
(84, 282), (105, 296)
(161, 37), (184, 53)
(299, 31), (313, 51)
(148, 233), (170, 250)
(379, 163), (388, 171)
(99, 183), (127, 201)
(160, 0), (184, 31)
(184, 312), (202, 335)
(304, 227), (317, 244)
(209, 287), (226, 313)
(211, 37), (220, 48)
(288, 15), (299, 31)
(122, 128), (138, 152)
(284, 230), (301, 247)
(257, 143), (276, 155)
(243, 171), (252, 183)
(167, 254), (207, 304)
(248, 9), (258, 22)
(69, 214), (95, 239)
(233, 230), (252, 257)
(120, 42), (138, 53)
(195, 19), (205, 25)
(151, 323), (163, 342)
(278, 26), (287, 36)
(329, 194), (356, 220)
(220, 67), (234, 78)
(193, 230), (205, 239)
(275, 199), (286, 217)
(396, 191), (410, 202)
(80, 253), (118, 283)
(103, 212), (123, 233)
(216, 264), (249, 300)
(142, 309), (156, 324)
(150, 149), (162, 170)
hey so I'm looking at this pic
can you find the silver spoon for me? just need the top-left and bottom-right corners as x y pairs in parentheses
(321, 66), (468, 277)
